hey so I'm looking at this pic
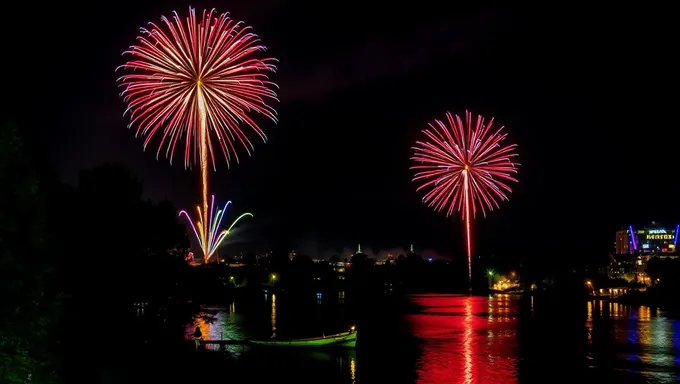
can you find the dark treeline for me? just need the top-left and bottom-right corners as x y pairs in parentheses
(0, 125), (206, 383)
(623, 257), (680, 306)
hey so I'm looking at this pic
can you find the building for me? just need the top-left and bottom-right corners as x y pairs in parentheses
(608, 253), (643, 279)
(615, 222), (679, 255)
(615, 230), (629, 254)
(610, 222), (680, 284)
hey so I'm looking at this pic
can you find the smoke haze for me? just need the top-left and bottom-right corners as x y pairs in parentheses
(298, 240), (449, 261)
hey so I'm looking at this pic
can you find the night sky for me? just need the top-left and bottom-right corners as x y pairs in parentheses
(6, 3), (677, 261)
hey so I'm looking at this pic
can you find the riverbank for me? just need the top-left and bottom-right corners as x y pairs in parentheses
(612, 289), (680, 309)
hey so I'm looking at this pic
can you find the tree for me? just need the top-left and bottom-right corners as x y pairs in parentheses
(46, 163), (198, 381)
(0, 124), (61, 383)
(70, 163), (192, 306)
(243, 252), (257, 266)
(146, 200), (188, 257)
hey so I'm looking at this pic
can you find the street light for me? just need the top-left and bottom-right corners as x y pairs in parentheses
(585, 280), (595, 295)
(487, 269), (494, 290)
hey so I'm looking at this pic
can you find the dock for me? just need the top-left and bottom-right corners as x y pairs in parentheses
(192, 339), (249, 351)
(198, 339), (249, 345)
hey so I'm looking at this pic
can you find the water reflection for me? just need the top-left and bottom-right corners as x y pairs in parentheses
(180, 294), (680, 383)
(271, 293), (277, 339)
(586, 299), (680, 383)
(406, 294), (519, 383)
(184, 295), (356, 382)
(186, 304), (247, 355)
(463, 297), (473, 383)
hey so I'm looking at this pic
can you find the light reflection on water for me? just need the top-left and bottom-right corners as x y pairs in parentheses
(184, 292), (357, 382)
(408, 295), (680, 384)
(186, 302), (248, 356)
(406, 294), (519, 384)
(271, 294), (277, 339)
(182, 293), (679, 383)
(586, 299), (680, 383)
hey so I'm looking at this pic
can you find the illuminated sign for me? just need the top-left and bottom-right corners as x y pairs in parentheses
(645, 234), (673, 240)
(648, 229), (667, 234)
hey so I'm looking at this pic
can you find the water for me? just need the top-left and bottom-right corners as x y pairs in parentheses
(585, 300), (680, 383)
(184, 293), (680, 383)
(406, 294), (519, 383)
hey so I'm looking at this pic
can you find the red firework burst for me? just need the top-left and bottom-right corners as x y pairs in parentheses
(116, 7), (278, 170)
(410, 110), (519, 284)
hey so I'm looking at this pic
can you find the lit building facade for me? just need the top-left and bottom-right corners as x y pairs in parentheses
(610, 222), (679, 285)
(615, 222), (679, 255)
(615, 230), (629, 254)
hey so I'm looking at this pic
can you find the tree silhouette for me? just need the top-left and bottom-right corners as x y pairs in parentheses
(0, 124), (62, 383)
(243, 252), (257, 266)
(146, 200), (189, 257)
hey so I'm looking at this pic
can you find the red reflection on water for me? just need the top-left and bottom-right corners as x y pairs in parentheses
(406, 294), (518, 384)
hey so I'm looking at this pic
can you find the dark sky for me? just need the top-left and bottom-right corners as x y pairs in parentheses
(6, 3), (677, 261)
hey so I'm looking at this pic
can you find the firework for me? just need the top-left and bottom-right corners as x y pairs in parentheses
(117, 7), (278, 169)
(117, 7), (278, 261)
(179, 195), (252, 263)
(410, 110), (519, 285)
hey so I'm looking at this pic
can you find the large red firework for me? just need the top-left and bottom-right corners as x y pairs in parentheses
(410, 110), (519, 285)
(116, 7), (278, 170)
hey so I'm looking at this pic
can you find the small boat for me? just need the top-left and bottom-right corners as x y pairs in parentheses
(250, 326), (357, 348)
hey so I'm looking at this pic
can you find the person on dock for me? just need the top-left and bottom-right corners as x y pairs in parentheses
(193, 326), (202, 340)
(193, 326), (202, 350)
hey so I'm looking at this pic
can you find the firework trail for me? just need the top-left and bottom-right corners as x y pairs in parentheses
(410, 110), (519, 285)
(179, 196), (253, 260)
(117, 8), (278, 262)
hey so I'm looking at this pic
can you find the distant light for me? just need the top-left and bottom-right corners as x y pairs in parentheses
(428, 258), (433, 262)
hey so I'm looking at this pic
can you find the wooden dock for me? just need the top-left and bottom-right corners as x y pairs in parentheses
(192, 339), (249, 351)
(198, 339), (249, 345)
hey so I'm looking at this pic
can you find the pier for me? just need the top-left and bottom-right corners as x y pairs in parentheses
(198, 339), (249, 345)
(193, 339), (249, 351)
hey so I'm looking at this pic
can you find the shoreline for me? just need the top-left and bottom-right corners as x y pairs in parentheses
(588, 291), (680, 310)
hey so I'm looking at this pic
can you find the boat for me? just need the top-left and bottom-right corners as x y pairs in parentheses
(249, 326), (357, 348)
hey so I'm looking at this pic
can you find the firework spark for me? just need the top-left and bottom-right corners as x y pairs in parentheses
(179, 195), (253, 263)
(117, 7), (278, 262)
(410, 110), (519, 284)
(116, 7), (279, 169)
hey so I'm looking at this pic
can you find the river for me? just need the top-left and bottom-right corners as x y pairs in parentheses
(185, 293), (680, 383)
